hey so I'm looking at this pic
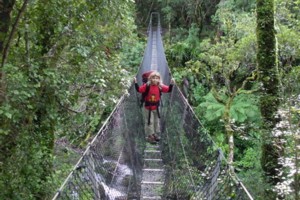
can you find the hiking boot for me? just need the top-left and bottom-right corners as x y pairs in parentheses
(146, 134), (157, 144)
(152, 133), (160, 142)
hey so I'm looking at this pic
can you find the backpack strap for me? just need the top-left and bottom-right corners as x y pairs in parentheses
(156, 107), (160, 118)
(140, 84), (151, 107)
(148, 109), (151, 126)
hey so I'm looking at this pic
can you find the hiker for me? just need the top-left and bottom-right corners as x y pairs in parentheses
(134, 71), (174, 144)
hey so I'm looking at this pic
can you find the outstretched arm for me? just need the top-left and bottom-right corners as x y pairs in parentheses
(161, 79), (175, 93)
(168, 78), (175, 92)
(134, 77), (139, 91)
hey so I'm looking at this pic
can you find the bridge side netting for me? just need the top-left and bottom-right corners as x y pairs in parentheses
(52, 85), (146, 200)
(160, 85), (253, 199)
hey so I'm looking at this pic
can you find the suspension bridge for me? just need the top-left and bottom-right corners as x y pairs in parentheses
(52, 13), (254, 200)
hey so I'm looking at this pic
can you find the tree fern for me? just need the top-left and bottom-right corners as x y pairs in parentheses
(199, 91), (260, 123)
(199, 92), (225, 121)
(231, 94), (261, 123)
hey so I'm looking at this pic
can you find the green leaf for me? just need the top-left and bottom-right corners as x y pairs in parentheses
(200, 93), (225, 121)
(4, 112), (12, 119)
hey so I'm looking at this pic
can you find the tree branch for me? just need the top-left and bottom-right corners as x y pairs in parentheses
(56, 98), (86, 114)
(211, 85), (226, 105)
(237, 71), (258, 94)
(1, 0), (29, 68)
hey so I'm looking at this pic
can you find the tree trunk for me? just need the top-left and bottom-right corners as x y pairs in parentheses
(224, 95), (235, 169)
(0, 0), (15, 52)
(0, 0), (15, 102)
(212, 87), (235, 169)
(256, 0), (281, 199)
(295, 125), (300, 200)
(0, 0), (15, 175)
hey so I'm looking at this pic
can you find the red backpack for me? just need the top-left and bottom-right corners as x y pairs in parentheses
(142, 70), (154, 83)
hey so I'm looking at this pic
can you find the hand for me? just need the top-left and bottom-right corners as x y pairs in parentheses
(133, 77), (137, 83)
(171, 78), (175, 84)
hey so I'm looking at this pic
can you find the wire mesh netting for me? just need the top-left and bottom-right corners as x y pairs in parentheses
(160, 85), (253, 199)
(52, 13), (253, 200)
(53, 87), (146, 200)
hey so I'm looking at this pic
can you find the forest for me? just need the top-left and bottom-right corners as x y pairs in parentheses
(0, 0), (299, 199)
